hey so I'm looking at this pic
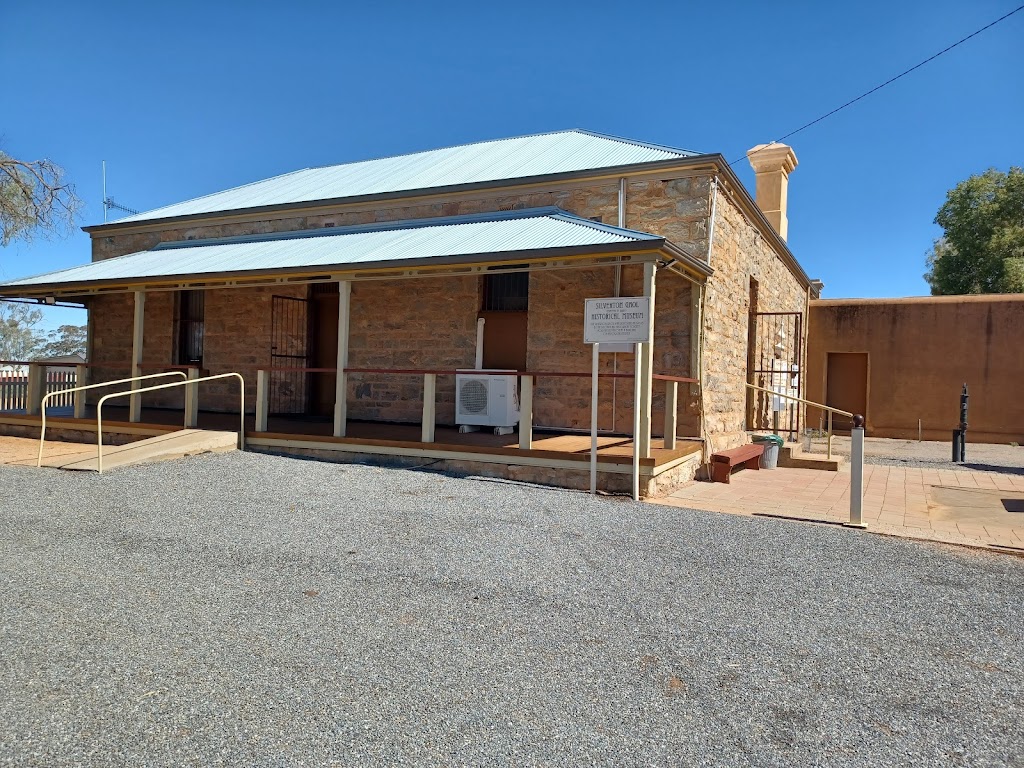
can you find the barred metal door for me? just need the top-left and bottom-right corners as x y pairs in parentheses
(747, 311), (803, 439)
(270, 295), (310, 414)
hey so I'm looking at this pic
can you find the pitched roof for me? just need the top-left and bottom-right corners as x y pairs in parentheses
(5, 208), (703, 296)
(105, 130), (699, 226)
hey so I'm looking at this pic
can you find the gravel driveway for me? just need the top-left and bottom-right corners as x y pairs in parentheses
(1, 451), (1021, 767)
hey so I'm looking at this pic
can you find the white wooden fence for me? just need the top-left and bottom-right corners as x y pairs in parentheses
(0, 370), (77, 411)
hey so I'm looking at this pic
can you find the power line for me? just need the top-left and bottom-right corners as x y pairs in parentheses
(733, 4), (1024, 166)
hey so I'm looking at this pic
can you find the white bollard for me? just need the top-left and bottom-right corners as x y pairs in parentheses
(845, 414), (867, 528)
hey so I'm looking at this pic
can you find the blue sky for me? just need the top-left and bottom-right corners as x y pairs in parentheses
(2, 0), (1022, 331)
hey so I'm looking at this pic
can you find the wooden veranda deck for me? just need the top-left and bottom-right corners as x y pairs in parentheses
(0, 406), (703, 494)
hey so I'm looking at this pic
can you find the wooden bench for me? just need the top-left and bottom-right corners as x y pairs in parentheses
(710, 443), (765, 483)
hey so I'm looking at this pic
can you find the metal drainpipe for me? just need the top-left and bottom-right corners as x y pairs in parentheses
(706, 176), (718, 267)
(801, 284), (811, 436)
(615, 177), (626, 292)
(611, 177), (626, 432)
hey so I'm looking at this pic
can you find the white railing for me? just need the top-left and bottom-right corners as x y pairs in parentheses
(0, 373), (28, 411)
(37, 371), (188, 467)
(95, 372), (245, 473)
(745, 382), (854, 459)
(1, 368), (79, 411)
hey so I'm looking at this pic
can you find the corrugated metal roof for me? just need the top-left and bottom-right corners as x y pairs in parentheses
(109, 130), (698, 225)
(4, 208), (663, 292)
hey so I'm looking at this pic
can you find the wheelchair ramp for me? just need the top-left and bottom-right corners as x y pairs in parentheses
(38, 429), (238, 472)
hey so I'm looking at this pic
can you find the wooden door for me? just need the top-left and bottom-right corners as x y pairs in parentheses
(309, 286), (339, 418)
(825, 352), (867, 431)
(479, 311), (528, 370)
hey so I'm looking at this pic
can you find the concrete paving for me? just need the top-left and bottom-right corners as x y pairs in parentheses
(0, 435), (88, 465)
(653, 464), (1024, 553)
(2, 431), (239, 472)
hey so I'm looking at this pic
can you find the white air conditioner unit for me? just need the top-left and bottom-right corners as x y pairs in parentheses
(456, 370), (520, 434)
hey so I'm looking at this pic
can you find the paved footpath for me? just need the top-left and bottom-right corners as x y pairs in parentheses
(0, 434), (90, 465)
(653, 464), (1024, 553)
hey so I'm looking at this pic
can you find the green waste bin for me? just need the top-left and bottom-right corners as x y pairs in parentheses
(751, 434), (784, 469)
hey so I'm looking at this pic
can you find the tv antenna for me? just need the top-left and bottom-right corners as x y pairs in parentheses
(102, 160), (140, 222)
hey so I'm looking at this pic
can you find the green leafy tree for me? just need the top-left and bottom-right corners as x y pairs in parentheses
(36, 324), (87, 359)
(0, 151), (82, 246)
(0, 303), (44, 364)
(925, 167), (1024, 294)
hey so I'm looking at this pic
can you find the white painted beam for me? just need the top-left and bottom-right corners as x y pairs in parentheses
(73, 364), (87, 419)
(255, 369), (269, 433)
(689, 285), (702, 397)
(129, 290), (145, 423)
(663, 380), (678, 450)
(26, 364), (44, 416)
(184, 367), (200, 428)
(519, 375), (533, 450)
(638, 262), (656, 459)
(421, 373), (436, 443)
(333, 280), (351, 437)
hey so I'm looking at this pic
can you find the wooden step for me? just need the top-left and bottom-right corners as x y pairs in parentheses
(34, 429), (239, 472)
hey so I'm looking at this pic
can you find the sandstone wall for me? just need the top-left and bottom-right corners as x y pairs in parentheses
(86, 286), (306, 412)
(346, 276), (479, 425)
(701, 192), (808, 451)
(89, 179), (707, 433)
(87, 174), (809, 444)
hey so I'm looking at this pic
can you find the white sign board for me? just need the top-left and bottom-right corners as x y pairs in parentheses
(584, 297), (651, 345)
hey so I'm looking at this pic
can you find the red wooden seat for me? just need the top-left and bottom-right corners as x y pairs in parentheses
(710, 443), (765, 483)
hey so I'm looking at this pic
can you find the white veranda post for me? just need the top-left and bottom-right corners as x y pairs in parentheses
(333, 280), (352, 437)
(129, 290), (145, 423)
(590, 342), (600, 494)
(638, 261), (656, 459)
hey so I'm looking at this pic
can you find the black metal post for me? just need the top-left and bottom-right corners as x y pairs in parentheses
(960, 383), (969, 462)
(952, 429), (961, 463)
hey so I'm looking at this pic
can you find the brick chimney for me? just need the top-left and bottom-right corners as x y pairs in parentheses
(746, 143), (798, 241)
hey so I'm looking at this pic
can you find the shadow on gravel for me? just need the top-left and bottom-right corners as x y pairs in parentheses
(963, 462), (1024, 476)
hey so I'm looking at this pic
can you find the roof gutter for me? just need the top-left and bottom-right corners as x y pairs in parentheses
(662, 242), (714, 279)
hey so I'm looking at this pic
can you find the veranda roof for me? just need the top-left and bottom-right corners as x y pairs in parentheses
(0, 208), (711, 298)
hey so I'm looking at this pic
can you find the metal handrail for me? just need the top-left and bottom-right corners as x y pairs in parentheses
(745, 382), (853, 418)
(95, 372), (245, 473)
(745, 382), (855, 460)
(37, 371), (187, 467)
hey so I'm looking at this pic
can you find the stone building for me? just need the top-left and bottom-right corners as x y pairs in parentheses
(0, 130), (817, 494)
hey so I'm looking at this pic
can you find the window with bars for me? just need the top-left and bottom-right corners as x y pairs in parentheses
(176, 290), (205, 365)
(482, 267), (529, 312)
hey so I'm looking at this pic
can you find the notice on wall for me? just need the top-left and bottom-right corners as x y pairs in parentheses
(583, 297), (651, 344)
